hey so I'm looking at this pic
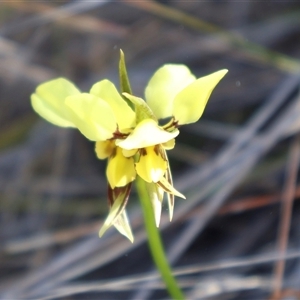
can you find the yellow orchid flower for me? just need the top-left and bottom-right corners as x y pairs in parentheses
(31, 51), (227, 242)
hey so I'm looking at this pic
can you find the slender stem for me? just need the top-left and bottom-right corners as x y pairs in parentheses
(136, 176), (184, 299)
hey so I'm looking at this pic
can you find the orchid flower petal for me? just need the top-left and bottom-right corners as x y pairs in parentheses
(145, 65), (196, 119)
(122, 148), (138, 158)
(90, 80), (135, 130)
(31, 78), (80, 127)
(113, 210), (134, 243)
(95, 140), (115, 159)
(173, 69), (228, 125)
(65, 93), (117, 141)
(99, 184), (130, 238)
(116, 119), (179, 150)
(135, 146), (167, 183)
(106, 147), (136, 188)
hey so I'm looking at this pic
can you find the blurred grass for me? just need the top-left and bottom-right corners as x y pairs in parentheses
(0, 114), (37, 149)
(124, 0), (300, 73)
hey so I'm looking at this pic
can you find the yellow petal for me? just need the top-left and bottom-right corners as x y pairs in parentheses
(106, 147), (136, 188)
(116, 119), (179, 150)
(31, 78), (80, 127)
(159, 147), (176, 220)
(65, 93), (117, 141)
(164, 157), (175, 221)
(173, 69), (228, 125)
(136, 146), (167, 183)
(145, 65), (196, 119)
(162, 139), (175, 150)
(90, 80), (135, 130)
(95, 140), (115, 159)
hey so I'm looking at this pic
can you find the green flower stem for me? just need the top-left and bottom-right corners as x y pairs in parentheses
(136, 176), (184, 300)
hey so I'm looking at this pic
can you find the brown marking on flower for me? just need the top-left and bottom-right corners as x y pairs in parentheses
(112, 131), (129, 139)
(107, 183), (132, 208)
(140, 148), (147, 156)
(110, 147), (117, 158)
(154, 145), (160, 156)
(163, 117), (180, 131)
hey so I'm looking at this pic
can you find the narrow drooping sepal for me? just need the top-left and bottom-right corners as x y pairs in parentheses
(161, 148), (175, 221)
(158, 176), (186, 199)
(146, 182), (164, 227)
(99, 184), (132, 240)
(113, 210), (134, 243)
(110, 184), (133, 242)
